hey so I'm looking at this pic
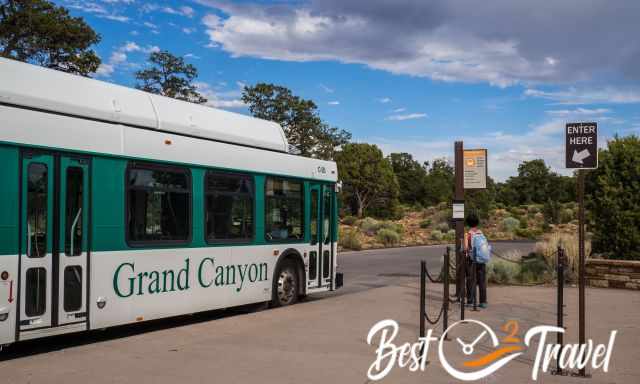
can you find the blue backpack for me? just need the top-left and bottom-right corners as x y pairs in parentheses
(471, 231), (492, 264)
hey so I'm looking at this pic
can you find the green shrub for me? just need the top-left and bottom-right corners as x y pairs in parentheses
(341, 215), (357, 226)
(445, 229), (456, 241)
(339, 228), (362, 250)
(519, 217), (528, 229)
(519, 254), (551, 283)
(360, 217), (380, 235)
(379, 221), (404, 235)
(431, 230), (444, 241)
(377, 228), (400, 246)
(486, 259), (520, 284)
(502, 217), (520, 232)
(543, 199), (561, 224)
(419, 219), (432, 228)
(528, 205), (541, 214)
(560, 209), (574, 224)
(436, 222), (450, 232)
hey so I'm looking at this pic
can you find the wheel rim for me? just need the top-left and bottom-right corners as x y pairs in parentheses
(277, 268), (297, 305)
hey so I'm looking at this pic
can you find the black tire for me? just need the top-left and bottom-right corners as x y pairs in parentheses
(271, 260), (299, 307)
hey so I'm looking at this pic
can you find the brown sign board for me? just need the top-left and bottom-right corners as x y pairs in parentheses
(463, 149), (488, 189)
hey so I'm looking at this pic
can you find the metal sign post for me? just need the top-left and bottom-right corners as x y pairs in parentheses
(454, 142), (465, 300)
(565, 122), (597, 378)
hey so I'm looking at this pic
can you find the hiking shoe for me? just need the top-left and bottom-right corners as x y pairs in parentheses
(479, 303), (488, 309)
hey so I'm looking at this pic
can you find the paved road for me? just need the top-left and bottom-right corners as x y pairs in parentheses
(336, 241), (536, 295)
(1, 242), (534, 359)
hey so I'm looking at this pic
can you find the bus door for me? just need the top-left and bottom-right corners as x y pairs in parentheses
(308, 184), (334, 289)
(19, 151), (90, 333)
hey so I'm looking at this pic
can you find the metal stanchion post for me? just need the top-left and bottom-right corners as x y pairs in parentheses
(460, 256), (465, 321)
(420, 260), (426, 341)
(553, 246), (566, 376)
(443, 247), (450, 338)
(472, 260), (479, 311)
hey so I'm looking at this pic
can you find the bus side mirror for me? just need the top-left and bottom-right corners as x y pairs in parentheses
(335, 181), (342, 193)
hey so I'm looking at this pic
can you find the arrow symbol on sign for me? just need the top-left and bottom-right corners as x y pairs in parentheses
(572, 149), (590, 164)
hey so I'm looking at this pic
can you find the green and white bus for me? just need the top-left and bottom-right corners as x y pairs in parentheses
(0, 58), (342, 347)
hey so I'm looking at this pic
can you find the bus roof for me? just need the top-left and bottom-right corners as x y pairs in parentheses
(0, 57), (289, 153)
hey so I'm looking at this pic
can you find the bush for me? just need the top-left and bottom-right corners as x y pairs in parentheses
(560, 209), (574, 224)
(502, 217), (520, 233)
(379, 221), (404, 235)
(535, 232), (591, 282)
(339, 228), (362, 250)
(436, 222), (450, 232)
(377, 228), (400, 246)
(543, 199), (561, 225)
(486, 259), (520, 284)
(519, 217), (529, 229)
(419, 219), (432, 228)
(341, 215), (357, 226)
(360, 217), (380, 235)
(445, 229), (456, 241)
(519, 254), (551, 283)
(431, 230), (444, 241)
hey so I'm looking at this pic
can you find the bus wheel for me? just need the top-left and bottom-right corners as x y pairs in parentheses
(272, 261), (299, 307)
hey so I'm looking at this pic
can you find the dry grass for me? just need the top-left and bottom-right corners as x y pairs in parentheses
(535, 232), (591, 281)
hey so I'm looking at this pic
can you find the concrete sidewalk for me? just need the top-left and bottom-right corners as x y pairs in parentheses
(1, 281), (638, 383)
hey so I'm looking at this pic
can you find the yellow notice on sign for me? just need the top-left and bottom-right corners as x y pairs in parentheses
(463, 149), (487, 189)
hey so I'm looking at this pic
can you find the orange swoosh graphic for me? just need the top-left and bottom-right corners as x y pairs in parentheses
(462, 345), (524, 368)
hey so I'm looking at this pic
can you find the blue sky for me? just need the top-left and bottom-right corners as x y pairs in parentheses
(56, 0), (640, 180)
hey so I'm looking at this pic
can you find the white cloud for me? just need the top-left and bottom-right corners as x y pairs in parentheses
(525, 88), (640, 104)
(143, 21), (159, 34)
(96, 63), (115, 77)
(95, 42), (160, 78)
(66, 1), (129, 22)
(184, 53), (201, 59)
(195, 82), (247, 109)
(196, 1), (640, 87)
(319, 84), (334, 93)
(161, 6), (196, 18)
(386, 113), (427, 121)
(328, 101), (340, 105)
(377, 97), (391, 103)
(392, 108), (406, 113)
(546, 108), (611, 116)
(182, 27), (196, 34)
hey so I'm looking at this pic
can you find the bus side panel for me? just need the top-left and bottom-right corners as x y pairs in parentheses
(0, 145), (19, 345)
(91, 157), (128, 253)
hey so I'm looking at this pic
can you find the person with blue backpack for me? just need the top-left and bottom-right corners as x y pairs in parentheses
(464, 212), (491, 308)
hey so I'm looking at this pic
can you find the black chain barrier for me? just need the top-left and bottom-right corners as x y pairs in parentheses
(420, 245), (569, 365)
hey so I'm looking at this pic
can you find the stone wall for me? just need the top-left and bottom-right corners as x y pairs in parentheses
(586, 259), (640, 290)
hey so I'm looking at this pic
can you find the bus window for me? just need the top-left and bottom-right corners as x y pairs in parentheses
(205, 171), (254, 243)
(265, 178), (304, 241)
(323, 187), (331, 245)
(65, 167), (83, 256)
(25, 267), (46, 316)
(27, 163), (47, 258)
(126, 164), (191, 245)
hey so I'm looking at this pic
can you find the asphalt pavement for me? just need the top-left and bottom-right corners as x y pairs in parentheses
(336, 241), (536, 295)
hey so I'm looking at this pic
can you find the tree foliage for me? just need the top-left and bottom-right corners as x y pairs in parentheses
(0, 0), (101, 76)
(423, 159), (454, 206)
(335, 143), (399, 218)
(586, 135), (640, 260)
(388, 152), (426, 205)
(135, 50), (207, 104)
(496, 159), (574, 206)
(242, 83), (351, 160)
